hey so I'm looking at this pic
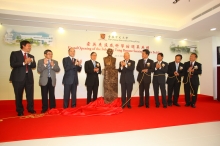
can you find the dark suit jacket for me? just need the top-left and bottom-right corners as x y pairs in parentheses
(136, 58), (154, 83)
(62, 57), (82, 85)
(118, 60), (135, 84)
(183, 61), (202, 85)
(10, 50), (36, 83)
(84, 60), (101, 86)
(166, 61), (184, 84)
(153, 61), (168, 84)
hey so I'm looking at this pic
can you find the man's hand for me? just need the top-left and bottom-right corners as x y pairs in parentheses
(120, 61), (126, 67)
(156, 63), (161, 69)
(78, 60), (82, 66)
(142, 69), (148, 73)
(44, 58), (48, 65)
(50, 60), (54, 67)
(188, 67), (193, 73)
(94, 68), (99, 72)
(174, 71), (179, 76)
(25, 57), (32, 64)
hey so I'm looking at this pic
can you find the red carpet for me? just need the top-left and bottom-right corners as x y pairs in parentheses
(0, 95), (220, 142)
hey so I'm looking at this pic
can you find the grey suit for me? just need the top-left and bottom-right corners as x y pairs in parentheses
(37, 59), (60, 112)
(37, 59), (60, 86)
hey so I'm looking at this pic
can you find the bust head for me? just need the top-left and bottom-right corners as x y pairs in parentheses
(107, 48), (113, 56)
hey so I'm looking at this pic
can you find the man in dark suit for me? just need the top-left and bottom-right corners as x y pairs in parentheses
(153, 53), (168, 108)
(10, 40), (36, 116)
(84, 52), (101, 104)
(62, 47), (82, 108)
(136, 49), (154, 108)
(37, 50), (60, 113)
(118, 52), (135, 108)
(183, 53), (202, 108)
(167, 54), (184, 107)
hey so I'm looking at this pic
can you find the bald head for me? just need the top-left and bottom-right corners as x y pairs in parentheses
(124, 52), (130, 61)
(68, 48), (75, 57)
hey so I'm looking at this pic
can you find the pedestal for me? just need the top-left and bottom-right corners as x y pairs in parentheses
(103, 69), (118, 103)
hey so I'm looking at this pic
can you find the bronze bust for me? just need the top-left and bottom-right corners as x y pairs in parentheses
(103, 48), (118, 103)
(103, 48), (116, 69)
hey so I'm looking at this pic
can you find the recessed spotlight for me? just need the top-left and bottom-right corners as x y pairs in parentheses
(210, 28), (217, 31)
(111, 32), (117, 36)
(58, 27), (65, 33)
(183, 39), (187, 41)
(155, 36), (161, 40)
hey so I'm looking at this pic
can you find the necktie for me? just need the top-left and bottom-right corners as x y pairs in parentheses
(190, 62), (192, 78)
(24, 53), (28, 72)
(72, 58), (75, 64)
(48, 60), (51, 77)
(93, 61), (96, 67)
(176, 63), (179, 71)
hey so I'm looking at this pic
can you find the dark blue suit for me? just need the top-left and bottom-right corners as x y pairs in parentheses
(10, 50), (36, 114)
(153, 61), (168, 107)
(62, 57), (81, 108)
(166, 61), (184, 105)
(118, 60), (135, 107)
(84, 60), (101, 104)
(183, 61), (202, 106)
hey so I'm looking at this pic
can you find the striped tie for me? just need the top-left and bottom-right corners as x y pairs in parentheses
(48, 60), (51, 77)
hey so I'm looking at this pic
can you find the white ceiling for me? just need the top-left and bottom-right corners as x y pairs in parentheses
(0, 0), (220, 41)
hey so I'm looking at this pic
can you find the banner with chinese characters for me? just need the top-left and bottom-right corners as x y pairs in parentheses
(0, 25), (197, 100)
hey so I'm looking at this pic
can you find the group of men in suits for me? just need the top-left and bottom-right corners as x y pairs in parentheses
(9, 41), (202, 116)
(119, 49), (202, 109)
(9, 41), (81, 116)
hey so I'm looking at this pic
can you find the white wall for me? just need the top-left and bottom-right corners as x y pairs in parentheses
(0, 25), (197, 100)
(199, 36), (220, 99)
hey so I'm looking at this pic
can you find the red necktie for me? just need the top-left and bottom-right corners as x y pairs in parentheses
(190, 62), (192, 78)
(24, 53), (28, 72)
(72, 58), (75, 64)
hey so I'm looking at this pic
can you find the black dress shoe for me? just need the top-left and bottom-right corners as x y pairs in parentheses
(18, 112), (24, 116)
(185, 103), (190, 107)
(71, 105), (76, 108)
(146, 105), (149, 108)
(156, 105), (159, 108)
(191, 104), (196, 108)
(41, 110), (47, 113)
(138, 104), (144, 107)
(127, 105), (132, 109)
(163, 105), (167, 108)
(28, 110), (36, 114)
(173, 103), (180, 107)
(168, 103), (172, 106)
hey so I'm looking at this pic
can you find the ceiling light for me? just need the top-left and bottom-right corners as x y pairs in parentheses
(183, 39), (187, 41)
(111, 32), (117, 36)
(155, 36), (161, 40)
(58, 27), (65, 33)
(210, 28), (217, 31)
